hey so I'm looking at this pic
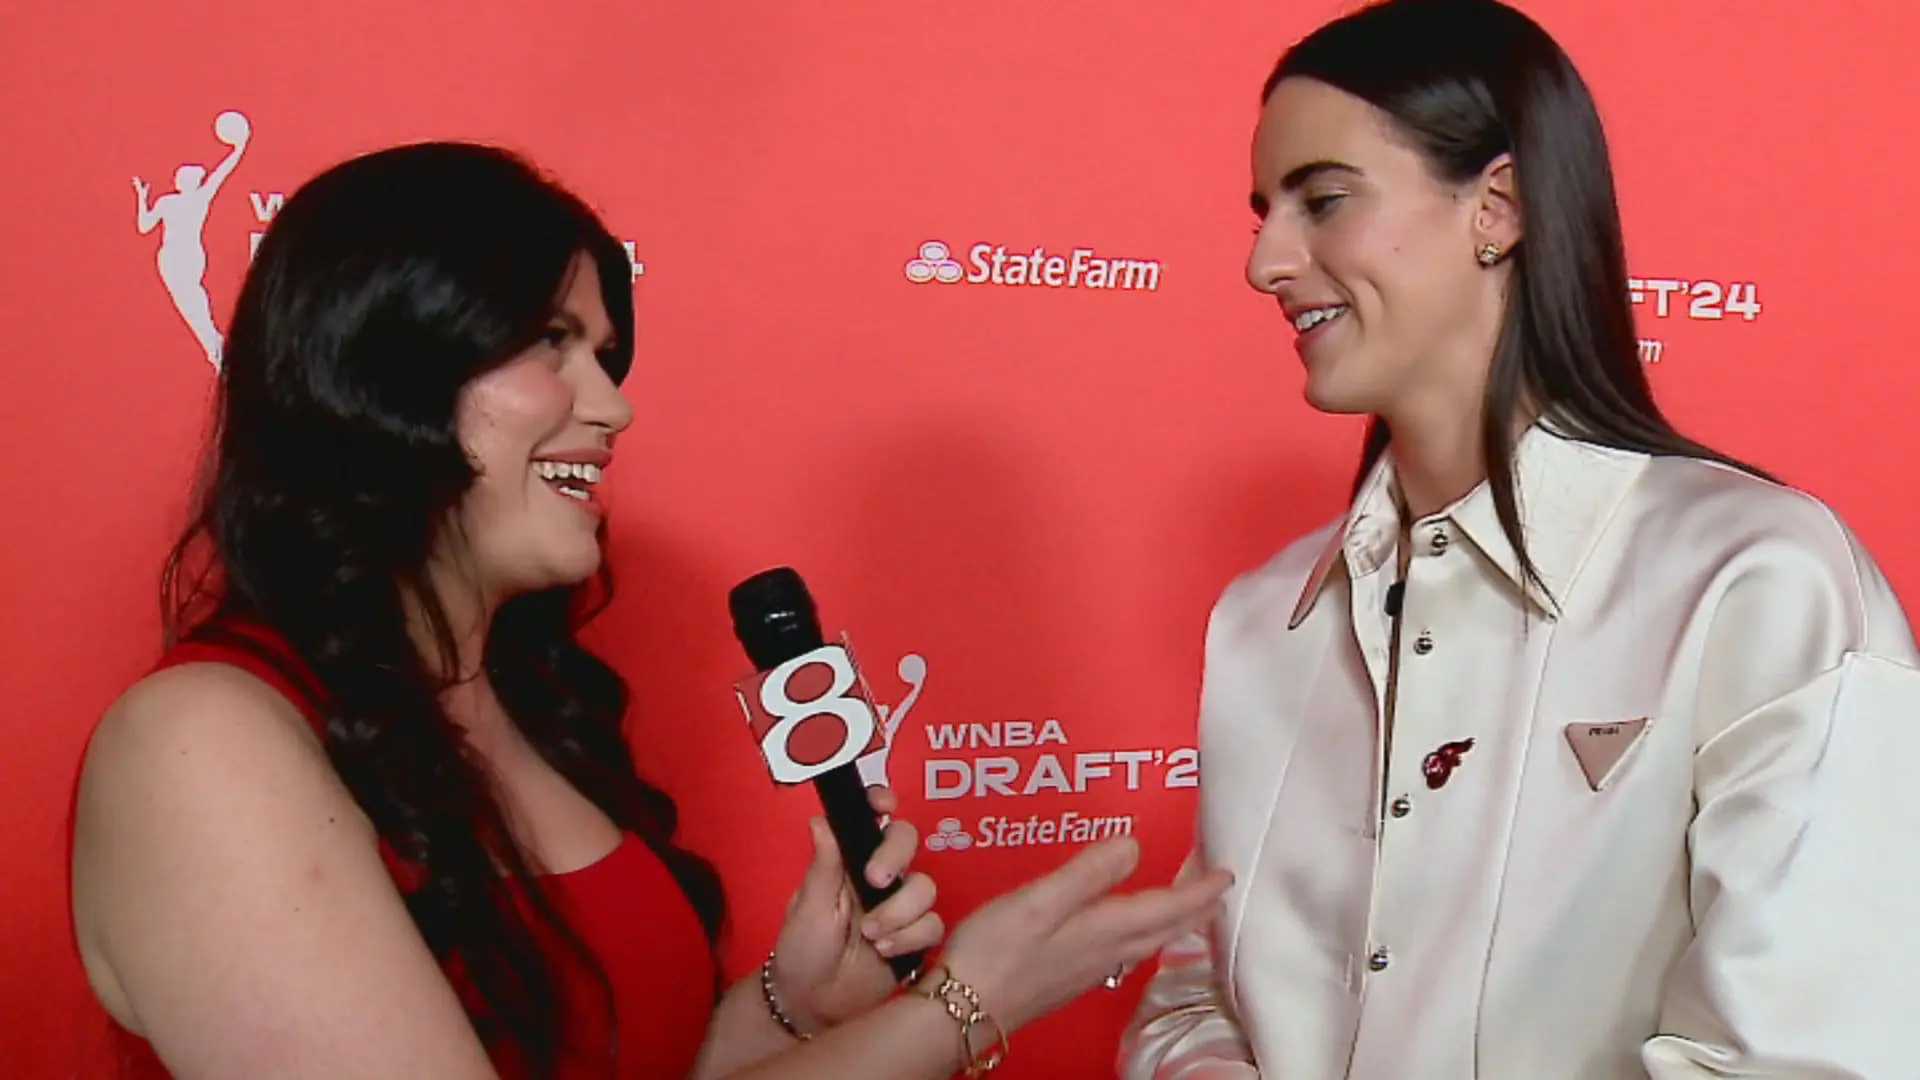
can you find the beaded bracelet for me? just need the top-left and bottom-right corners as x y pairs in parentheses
(759, 953), (813, 1041)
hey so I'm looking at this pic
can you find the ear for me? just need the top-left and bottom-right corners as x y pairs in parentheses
(1471, 154), (1522, 262)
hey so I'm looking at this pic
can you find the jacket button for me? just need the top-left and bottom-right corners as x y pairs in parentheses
(1413, 631), (1434, 655)
(1430, 529), (1450, 555)
(1390, 796), (1412, 818)
(1368, 946), (1392, 972)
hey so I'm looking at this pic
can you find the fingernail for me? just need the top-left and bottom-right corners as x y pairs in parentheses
(875, 938), (895, 955)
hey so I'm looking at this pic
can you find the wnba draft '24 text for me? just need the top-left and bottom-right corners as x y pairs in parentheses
(1630, 275), (1763, 365)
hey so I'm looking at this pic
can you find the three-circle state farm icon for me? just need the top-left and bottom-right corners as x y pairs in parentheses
(904, 241), (964, 284)
(925, 818), (975, 852)
(735, 640), (889, 785)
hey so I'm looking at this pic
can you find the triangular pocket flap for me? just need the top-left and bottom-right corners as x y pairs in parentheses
(1564, 719), (1651, 792)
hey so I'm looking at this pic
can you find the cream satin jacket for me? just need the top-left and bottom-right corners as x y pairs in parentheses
(1121, 425), (1920, 1080)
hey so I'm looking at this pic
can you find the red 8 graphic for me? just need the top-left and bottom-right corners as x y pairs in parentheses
(737, 643), (884, 784)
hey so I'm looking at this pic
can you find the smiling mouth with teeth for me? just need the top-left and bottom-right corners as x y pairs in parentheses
(534, 459), (602, 503)
(1293, 305), (1349, 333)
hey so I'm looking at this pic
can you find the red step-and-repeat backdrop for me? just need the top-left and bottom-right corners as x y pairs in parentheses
(4, 1), (1918, 1075)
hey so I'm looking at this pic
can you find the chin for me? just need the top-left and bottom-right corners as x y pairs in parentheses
(512, 544), (604, 594)
(1302, 378), (1374, 416)
(551, 547), (604, 586)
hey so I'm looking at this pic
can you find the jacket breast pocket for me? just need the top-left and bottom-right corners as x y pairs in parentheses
(1562, 717), (1655, 792)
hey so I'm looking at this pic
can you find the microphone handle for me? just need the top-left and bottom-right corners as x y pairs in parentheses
(812, 762), (927, 982)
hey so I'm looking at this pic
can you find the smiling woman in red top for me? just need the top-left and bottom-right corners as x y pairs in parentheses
(68, 142), (1230, 1080)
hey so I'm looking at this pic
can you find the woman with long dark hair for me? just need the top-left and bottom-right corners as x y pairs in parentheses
(69, 141), (1231, 1079)
(1122, 1), (1920, 1077)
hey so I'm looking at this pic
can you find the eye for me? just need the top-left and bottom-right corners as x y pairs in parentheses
(1304, 193), (1347, 220)
(540, 325), (570, 348)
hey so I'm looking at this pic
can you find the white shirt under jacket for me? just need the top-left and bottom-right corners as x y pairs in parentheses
(1119, 423), (1920, 1079)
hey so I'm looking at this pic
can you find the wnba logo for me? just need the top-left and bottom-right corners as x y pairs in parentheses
(134, 111), (647, 374)
(133, 110), (252, 369)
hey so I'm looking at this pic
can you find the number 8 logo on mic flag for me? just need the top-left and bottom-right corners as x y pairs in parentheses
(735, 638), (887, 785)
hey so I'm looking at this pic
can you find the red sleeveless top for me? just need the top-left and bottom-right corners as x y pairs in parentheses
(91, 622), (719, 1079)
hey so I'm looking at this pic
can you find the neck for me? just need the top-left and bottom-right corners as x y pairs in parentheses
(1383, 404), (1487, 521)
(405, 563), (494, 686)
(1380, 282), (1526, 517)
(1382, 399), (1544, 522)
(404, 576), (520, 747)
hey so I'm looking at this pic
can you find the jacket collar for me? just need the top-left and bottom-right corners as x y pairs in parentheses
(1287, 423), (1649, 630)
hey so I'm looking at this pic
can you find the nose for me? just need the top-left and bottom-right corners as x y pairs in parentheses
(576, 363), (634, 437)
(1246, 213), (1309, 296)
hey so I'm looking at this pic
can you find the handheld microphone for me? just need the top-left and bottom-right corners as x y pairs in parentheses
(728, 567), (925, 983)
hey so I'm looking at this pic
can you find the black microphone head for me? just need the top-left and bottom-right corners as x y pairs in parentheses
(729, 566), (826, 671)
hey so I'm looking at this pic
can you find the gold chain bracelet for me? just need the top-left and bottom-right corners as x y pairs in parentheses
(917, 969), (1010, 1076)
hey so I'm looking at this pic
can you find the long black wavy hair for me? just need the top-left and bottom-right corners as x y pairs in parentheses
(160, 141), (727, 1075)
(1268, 0), (1770, 603)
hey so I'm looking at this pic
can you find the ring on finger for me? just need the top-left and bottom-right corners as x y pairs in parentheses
(1103, 965), (1127, 991)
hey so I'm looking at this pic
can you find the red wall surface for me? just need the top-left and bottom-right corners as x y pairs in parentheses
(4, 1), (1917, 1075)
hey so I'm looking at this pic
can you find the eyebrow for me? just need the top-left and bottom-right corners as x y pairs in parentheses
(1249, 160), (1365, 216)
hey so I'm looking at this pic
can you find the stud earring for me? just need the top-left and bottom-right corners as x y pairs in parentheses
(1477, 243), (1502, 266)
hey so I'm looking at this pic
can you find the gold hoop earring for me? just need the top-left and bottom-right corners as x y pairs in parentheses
(1477, 243), (1502, 266)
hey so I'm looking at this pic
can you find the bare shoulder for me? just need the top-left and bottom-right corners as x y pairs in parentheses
(71, 662), (365, 1027)
(75, 661), (360, 862)
(84, 660), (327, 769)
(71, 662), (498, 1077)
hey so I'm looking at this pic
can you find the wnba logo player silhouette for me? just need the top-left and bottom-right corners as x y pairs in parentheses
(856, 653), (929, 790)
(133, 110), (250, 369)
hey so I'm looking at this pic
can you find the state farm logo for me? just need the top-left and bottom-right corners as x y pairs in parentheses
(135, 111), (648, 372)
(925, 810), (1135, 853)
(905, 239), (1163, 292)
